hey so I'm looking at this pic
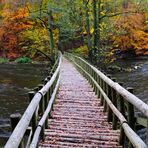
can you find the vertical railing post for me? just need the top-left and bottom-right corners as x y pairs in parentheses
(127, 87), (135, 148)
(96, 74), (100, 97)
(50, 83), (54, 111)
(89, 66), (91, 84)
(94, 72), (97, 94)
(38, 84), (44, 115)
(103, 77), (109, 112)
(100, 78), (104, 105)
(38, 84), (45, 141)
(112, 78), (118, 130)
(118, 82), (126, 146)
(93, 71), (95, 92)
(44, 79), (49, 129)
(86, 65), (89, 81)
(28, 91), (37, 136)
(10, 113), (24, 148)
(107, 85), (113, 122)
(126, 87), (135, 130)
(119, 83), (125, 117)
(101, 71), (105, 106)
(83, 60), (85, 77)
(104, 74), (111, 113)
(47, 76), (53, 119)
(90, 68), (94, 85)
(119, 124), (125, 147)
(98, 73), (101, 96)
(47, 75), (54, 118)
(103, 80), (106, 111)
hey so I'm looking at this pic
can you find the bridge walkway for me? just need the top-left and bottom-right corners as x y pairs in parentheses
(39, 57), (122, 148)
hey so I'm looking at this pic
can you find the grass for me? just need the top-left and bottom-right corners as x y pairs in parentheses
(0, 57), (33, 64)
(0, 58), (9, 63)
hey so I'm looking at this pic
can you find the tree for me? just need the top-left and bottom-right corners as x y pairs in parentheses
(0, 2), (32, 58)
(83, 0), (92, 61)
(0, 0), (147, 62)
(112, 2), (148, 56)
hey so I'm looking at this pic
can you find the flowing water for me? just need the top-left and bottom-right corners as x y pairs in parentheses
(111, 57), (148, 144)
(0, 62), (49, 146)
(112, 58), (148, 103)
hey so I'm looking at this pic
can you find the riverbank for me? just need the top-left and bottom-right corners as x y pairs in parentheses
(0, 57), (50, 64)
(109, 58), (148, 103)
(105, 56), (148, 73)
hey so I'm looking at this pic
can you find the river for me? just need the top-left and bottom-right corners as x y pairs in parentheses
(111, 57), (148, 144)
(0, 62), (49, 146)
(111, 58), (148, 103)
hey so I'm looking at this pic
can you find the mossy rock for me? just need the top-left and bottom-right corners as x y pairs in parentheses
(107, 65), (121, 71)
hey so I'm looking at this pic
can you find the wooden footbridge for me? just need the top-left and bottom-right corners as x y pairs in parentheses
(5, 52), (148, 148)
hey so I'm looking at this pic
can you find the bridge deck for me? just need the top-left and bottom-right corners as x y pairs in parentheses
(39, 57), (122, 148)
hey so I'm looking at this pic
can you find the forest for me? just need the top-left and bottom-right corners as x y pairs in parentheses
(0, 0), (148, 65)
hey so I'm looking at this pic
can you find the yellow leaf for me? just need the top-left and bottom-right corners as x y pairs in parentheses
(90, 28), (94, 34)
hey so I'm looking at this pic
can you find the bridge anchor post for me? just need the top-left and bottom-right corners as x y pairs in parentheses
(10, 113), (24, 148)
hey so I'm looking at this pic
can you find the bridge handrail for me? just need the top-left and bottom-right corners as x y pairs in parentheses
(29, 76), (60, 148)
(5, 52), (62, 148)
(65, 52), (148, 148)
(66, 53), (148, 117)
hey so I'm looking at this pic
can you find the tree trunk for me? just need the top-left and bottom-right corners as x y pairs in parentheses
(93, 0), (98, 63)
(98, 0), (101, 51)
(83, 0), (92, 61)
(47, 8), (55, 63)
(122, 0), (128, 9)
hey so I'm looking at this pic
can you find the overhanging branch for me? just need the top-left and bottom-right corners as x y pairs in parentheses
(99, 11), (137, 20)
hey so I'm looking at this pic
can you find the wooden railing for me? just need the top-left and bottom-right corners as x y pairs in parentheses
(65, 52), (148, 148)
(5, 52), (62, 148)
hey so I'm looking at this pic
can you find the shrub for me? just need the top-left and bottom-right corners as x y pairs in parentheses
(15, 57), (32, 63)
(73, 45), (88, 57)
(0, 58), (9, 63)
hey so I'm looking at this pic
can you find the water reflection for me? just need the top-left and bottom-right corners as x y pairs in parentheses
(0, 63), (49, 146)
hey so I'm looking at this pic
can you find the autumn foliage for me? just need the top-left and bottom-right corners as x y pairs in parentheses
(112, 4), (148, 56)
(0, 3), (32, 58)
(0, 0), (147, 61)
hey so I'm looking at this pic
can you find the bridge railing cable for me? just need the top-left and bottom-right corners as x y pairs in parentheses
(5, 52), (62, 148)
(65, 52), (148, 148)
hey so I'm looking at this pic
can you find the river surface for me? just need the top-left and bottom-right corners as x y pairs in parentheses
(0, 63), (49, 146)
(111, 58), (148, 144)
(111, 58), (148, 103)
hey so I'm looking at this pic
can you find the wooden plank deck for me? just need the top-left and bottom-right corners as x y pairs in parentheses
(39, 57), (122, 148)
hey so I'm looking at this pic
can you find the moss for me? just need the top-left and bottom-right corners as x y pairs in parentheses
(14, 57), (32, 63)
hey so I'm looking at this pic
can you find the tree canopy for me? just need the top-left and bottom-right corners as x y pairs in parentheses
(0, 0), (147, 63)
